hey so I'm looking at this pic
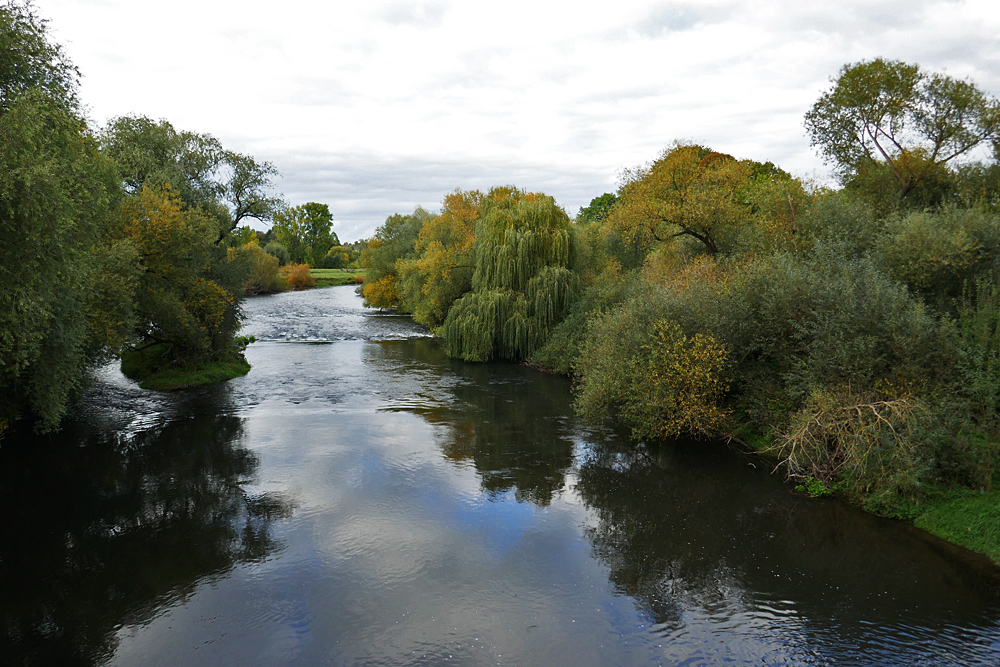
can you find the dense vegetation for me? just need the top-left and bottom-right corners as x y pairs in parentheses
(360, 58), (1000, 559)
(0, 2), (348, 434)
(6, 2), (1000, 560)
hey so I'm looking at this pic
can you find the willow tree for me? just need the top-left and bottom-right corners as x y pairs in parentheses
(441, 189), (578, 361)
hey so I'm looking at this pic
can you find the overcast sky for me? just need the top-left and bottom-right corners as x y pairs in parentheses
(37, 0), (1000, 242)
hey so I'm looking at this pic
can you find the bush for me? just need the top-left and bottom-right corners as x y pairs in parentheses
(229, 242), (283, 294)
(717, 247), (954, 414)
(575, 311), (732, 440)
(876, 207), (1000, 303)
(278, 263), (315, 289)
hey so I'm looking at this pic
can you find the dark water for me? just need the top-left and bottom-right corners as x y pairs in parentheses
(3, 286), (1000, 666)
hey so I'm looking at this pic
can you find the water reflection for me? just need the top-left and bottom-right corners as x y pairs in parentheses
(368, 339), (575, 505)
(576, 436), (1000, 665)
(0, 414), (292, 666)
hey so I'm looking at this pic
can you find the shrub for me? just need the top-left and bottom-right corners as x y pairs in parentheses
(575, 312), (732, 440)
(278, 263), (315, 289)
(263, 241), (290, 266)
(229, 242), (283, 294)
(776, 388), (925, 499)
(876, 207), (1000, 303)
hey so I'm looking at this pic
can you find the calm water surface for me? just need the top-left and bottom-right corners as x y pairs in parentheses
(3, 286), (1000, 666)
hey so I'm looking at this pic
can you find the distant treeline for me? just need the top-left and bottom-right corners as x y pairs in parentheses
(360, 57), (1000, 547)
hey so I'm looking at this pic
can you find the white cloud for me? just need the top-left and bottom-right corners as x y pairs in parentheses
(40, 0), (1000, 240)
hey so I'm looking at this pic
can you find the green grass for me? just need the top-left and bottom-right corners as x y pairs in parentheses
(914, 488), (1000, 563)
(121, 342), (251, 391)
(309, 268), (365, 287)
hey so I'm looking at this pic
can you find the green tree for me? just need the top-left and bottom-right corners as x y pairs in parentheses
(805, 58), (1000, 204)
(360, 207), (433, 310)
(576, 193), (617, 223)
(0, 2), (122, 432)
(221, 151), (282, 236)
(271, 202), (338, 265)
(0, 0), (76, 113)
(100, 115), (281, 238)
(441, 189), (579, 361)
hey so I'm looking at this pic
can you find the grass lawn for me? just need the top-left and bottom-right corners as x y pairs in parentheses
(309, 268), (365, 287)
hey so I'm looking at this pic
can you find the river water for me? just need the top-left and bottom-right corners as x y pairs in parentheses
(3, 285), (1000, 666)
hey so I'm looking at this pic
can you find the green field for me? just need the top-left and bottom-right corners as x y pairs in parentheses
(309, 269), (365, 287)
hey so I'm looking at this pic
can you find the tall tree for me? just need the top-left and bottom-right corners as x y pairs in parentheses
(608, 144), (752, 256)
(805, 58), (1000, 202)
(100, 116), (282, 238)
(441, 189), (578, 361)
(271, 202), (338, 265)
(0, 1), (121, 431)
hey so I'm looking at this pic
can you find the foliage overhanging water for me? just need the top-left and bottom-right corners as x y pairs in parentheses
(2, 286), (1000, 666)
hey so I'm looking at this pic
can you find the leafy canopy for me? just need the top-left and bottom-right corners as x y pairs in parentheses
(805, 58), (1000, 201)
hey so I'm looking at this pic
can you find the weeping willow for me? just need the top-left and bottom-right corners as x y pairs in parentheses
(442, 191), (579, 361)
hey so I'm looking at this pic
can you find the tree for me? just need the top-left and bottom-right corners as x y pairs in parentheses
(607, 144), (752, 255)
(271, 202), (338, 265)
(441, 189), (579, 361)
(576, 193), (617, 224)
(805, 58), (1000, 203)
(0, 2), (122, 431)
(117, 185), (247, 364)
(360, 207), (433, 310)
(219, 151), (282, 235)
(0, 0), (77, 113)
(395, 189), (483, 328)
(100, 116), (281, 238)
(101, 115), (225, 211)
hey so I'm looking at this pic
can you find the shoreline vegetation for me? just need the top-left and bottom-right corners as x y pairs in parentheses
(5, 2), (1000, 569)
(354, 64), (1000, 565)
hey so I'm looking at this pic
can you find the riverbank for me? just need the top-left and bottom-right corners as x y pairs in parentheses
(728, 420), (1000, 565)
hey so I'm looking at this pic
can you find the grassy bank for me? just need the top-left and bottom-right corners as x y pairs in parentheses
(913, 488), (1000, 562)
(743, 431), (1000, 564)
(309, 268), (365, 287)
(121, 339), (253, 390)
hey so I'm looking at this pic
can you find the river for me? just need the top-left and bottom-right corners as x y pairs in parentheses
(2, 285), (1000, 666)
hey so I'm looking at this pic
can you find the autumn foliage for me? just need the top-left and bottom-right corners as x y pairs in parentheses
(278, 263), (316, 289)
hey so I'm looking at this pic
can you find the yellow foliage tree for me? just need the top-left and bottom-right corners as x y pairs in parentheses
(118, 184), (245, 360)
(608, 144), (752, 255)
(396, 189), (482, 328)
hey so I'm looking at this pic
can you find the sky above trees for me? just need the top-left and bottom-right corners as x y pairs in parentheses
(39, 0), (1000, 241)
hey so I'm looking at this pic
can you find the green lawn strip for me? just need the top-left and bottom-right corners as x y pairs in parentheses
(914, 488), (1000, 564)
(121, 343), (251, 390)
(309, 268), (364, 287)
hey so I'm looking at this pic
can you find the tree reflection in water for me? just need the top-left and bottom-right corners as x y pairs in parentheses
(0, 414), (292, 666)
(370, 339), (576, 506)
(575, 435), (1000, 662)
